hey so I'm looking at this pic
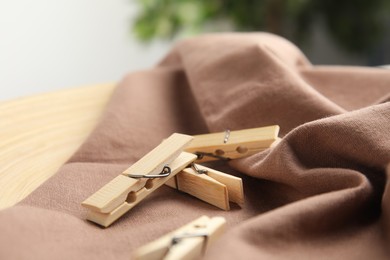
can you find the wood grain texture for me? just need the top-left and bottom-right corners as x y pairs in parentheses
(165, 164), (244, 210)
(0, 84), (275, 212)
(82, 134), (194, 213)
(85, 152), (197, 227)
(185, 125), (280, 162)
(0, 83), (116, 209)
(166, 168), (230, 210)
(194, 164), (244, 206)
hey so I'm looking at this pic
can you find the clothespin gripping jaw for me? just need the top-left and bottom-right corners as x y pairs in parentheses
(81, 133), (196, 227)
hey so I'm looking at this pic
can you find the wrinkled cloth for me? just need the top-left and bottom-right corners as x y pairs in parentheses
(0, 33), (389, 259)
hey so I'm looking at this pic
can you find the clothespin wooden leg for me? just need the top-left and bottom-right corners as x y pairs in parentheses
(165, 164), (244, 210)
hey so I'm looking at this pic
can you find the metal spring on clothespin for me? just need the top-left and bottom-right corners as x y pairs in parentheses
(190, 163), (208, 175)
(167, 232), (209, 257)
(223, 129), (230, 144)
(194, 129), (231, 161)
(127, 165), (171, 179)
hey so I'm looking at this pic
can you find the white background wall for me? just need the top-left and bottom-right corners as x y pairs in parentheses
(0, 0), (171, 101)
(1, 1), (388, 101)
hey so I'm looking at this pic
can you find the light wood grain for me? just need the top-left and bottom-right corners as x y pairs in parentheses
(82, 133), (194, 213)
(165, 164), (244, 210)
(85, 152), (197, 227)
(0, 83), (116, 209)
(194, 164), (244, 206)
(166, 168), (230, 210)
(0, 84), (276, 212)
(185, 125), (280, 162)
(134, 215), (226, 260)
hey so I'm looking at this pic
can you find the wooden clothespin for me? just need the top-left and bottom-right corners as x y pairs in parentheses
(81, 133), (197, 227)
(185, 125), (280, 162)
(134, 215), (226, 260)
(165, 164), (244, 210)
(82, 126), (280, 226)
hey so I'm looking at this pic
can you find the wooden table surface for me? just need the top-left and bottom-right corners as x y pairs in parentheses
(0, 83), (116, 209)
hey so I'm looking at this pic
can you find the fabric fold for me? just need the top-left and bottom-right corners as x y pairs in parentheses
(0, 32), (389, 260)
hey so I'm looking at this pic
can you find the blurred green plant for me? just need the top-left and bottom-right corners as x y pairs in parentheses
(133, 0), (390, 53)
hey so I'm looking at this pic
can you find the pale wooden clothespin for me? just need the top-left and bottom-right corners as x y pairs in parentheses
(133, 215), (226, 260)
(82, 126), (280, 227)
(82, 133), (197, 227)
(165, 164), (244, 210)
(185, 125), (280, 162)
(160, 126), (280, 210)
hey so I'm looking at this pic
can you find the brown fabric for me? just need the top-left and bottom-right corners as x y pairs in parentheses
(1, 33), (389, 259)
